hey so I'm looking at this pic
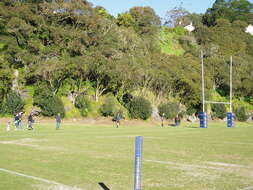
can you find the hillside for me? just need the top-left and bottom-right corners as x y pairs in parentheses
(0, 0), (252, 120)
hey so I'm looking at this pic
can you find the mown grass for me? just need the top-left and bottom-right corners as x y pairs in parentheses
(0, 121), (252, 190)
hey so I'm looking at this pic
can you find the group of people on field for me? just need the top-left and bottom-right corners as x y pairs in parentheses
(5, 112), (62, 131)
(4, 110), (196, 131)
(113, 112), (183, 128)
(114, 112), (182, 128)
(161, 113), (198, 127)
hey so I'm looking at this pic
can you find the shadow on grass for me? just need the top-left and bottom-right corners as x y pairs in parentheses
(168, 123), (179, 127)
(186, 126), (199, 128)
(168, 123), (199, 128)
(98, 182), (111, 190)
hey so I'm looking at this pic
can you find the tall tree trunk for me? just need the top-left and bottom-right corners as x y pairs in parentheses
(12, 69), (19, 92)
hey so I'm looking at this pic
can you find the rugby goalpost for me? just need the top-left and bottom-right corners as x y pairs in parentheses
(200, 50), (234, 128)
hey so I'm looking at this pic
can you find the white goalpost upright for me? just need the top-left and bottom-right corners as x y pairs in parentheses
(200, 51), (234, 128)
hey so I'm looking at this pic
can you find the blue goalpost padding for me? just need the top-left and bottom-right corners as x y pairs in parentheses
(200, 112), (208, 128)
(134, 136), (143, 190)
(227, 112), (235, 128)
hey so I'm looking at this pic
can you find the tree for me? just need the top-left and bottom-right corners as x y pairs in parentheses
(203, 0), (253, 26)
(32, 57), (68, 95)
(164, 6), (189, 27)
(129, 6), (161, 36)
(0, 62), (13, 102)
(128, 97), (152, 120)
(116, 13), (135, 27)
(94, 6), (114, 19)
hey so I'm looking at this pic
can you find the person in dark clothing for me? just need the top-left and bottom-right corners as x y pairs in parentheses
(18, 112), (24, 129)
(27, 113), (34, 130)
(116, 112), (121, 128)
(14, 113), (20, 130)
(55, 113), (61, 130)
(175, 115), (181, 126)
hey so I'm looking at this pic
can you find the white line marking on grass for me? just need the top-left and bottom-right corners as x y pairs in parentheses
(239, 186), (253, 190)
(206, 161), (248, 168)
(0, 138), (64, 151)
(145, 159), (175, 165)
(0, 168), (83, 190)
(96, 135), (164, 139)
(224, 141), (253, 145)
(144, 159), (241, 171)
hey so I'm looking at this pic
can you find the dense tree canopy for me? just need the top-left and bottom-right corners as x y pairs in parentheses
(0, 0), (252, 117)
(203, 0), (253, 26)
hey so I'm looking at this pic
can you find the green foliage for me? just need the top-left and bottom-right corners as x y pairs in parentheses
(122, 93), (133, 107)
(186, 107), (196, 115)
(209, 90), (228, 119)
(0, 61), (13, 100)
(33, 86), (65, 117)
(235, 106), (248, 121)
(128, 97), (152, 120)
(100, 95), (118, 117)
(61, 97), (81, 119)
(158, 102), (180, 119)
(116, 13), (135, 27)
(203, 0), (253, 26)
(129, 6), (161, 36)
(94, 6), (113, 19)
(0, 91), (25, 115)
(160, 27), (185, 56)
(0, 0), (252, 118)
(211, 104), (227, 119)
(75, 95), (91, 117)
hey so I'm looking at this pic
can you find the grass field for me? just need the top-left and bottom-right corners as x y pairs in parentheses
(0, 121), (253, 190)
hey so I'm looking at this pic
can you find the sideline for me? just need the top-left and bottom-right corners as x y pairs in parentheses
(239, 187), (253, 190)
(0, 168), (83, 190)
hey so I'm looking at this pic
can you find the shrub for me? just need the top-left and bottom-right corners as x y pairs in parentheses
(75, 95), (91, 117)
(122, 93), (133, 106)
(211, 104), (227, 119)
(235, 106), (248, 121)
(100, 96), (118, 117)
(158, 102), (180, 119)
(1, 91), (25, 115)
(186, 107), (196, 115)
(128, 97), (152, 120)
(33, 87), (65, 117)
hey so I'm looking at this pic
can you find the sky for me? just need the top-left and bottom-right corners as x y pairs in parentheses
(88, 0), (216, 18)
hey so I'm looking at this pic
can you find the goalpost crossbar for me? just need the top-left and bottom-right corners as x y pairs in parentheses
(204, 101), (231, 105)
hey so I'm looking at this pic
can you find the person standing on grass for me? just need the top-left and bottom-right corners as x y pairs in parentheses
(116, 112), (121, 128)
(27, 113), (34, 130)
(18, 112), (24, 130)
(161, 113), (165, 127)
(14, 113), (20, 130)
(175, 115), (181, 126)
(55, 113), (61, 130)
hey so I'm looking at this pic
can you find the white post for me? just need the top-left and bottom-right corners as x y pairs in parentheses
(230, 56), (233, 112)
(201, 50), (205, 112)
